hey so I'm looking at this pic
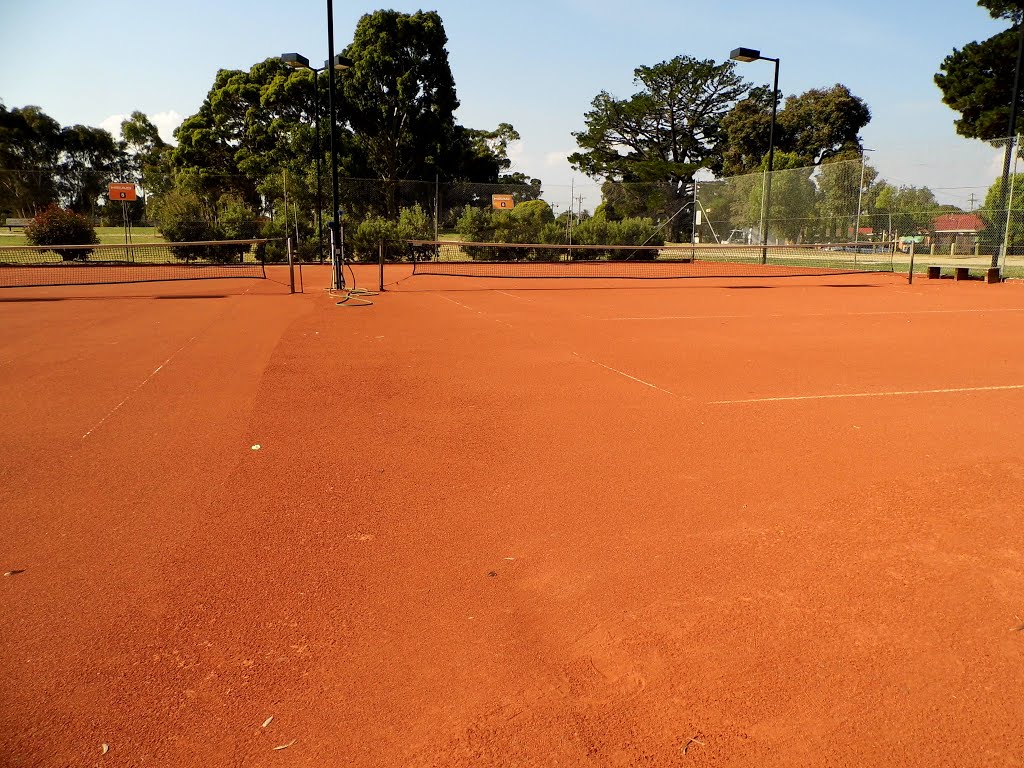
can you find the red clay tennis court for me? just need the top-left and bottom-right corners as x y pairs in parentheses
(2, 263), (1023, 766)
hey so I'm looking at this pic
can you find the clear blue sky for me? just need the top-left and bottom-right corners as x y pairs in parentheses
(0, 0), (1016, 210)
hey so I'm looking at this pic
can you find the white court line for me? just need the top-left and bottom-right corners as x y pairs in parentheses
(496, 290), (535, 302)
(710, 384), (1024, 405)
(81, 335), (198, 440)
(437, 294), (514, 328)
(572, 353), (677, 396)
(437, 294), (477, 311)
(606, 308), (1024, 321)
(80, 289), (262, 441)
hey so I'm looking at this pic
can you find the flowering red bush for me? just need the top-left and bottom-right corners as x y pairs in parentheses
(24, 206), (99, 261)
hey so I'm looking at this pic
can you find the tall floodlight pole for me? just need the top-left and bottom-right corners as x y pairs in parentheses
(326, 0), (341, 289)
(994, 22), (1024, 271)
(281, 53), (326, 263)
(731, 47), (780, 265)
(284, 29), (352, 287)
(312, 71), (324, 263)
(323, 1), (354, 290)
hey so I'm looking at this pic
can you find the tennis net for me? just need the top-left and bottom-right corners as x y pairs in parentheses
(409, 240), (897, 279)
(0, 240), (269, 289)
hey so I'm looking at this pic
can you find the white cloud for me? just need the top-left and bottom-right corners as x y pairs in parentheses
(98, 110), (183, 145)
(545, 151), (571, 168)
(99, 113), (127, 137)
(505, 139), (526, 168)
(150, 110), (183, 145)
(985, 144), (1021, 183)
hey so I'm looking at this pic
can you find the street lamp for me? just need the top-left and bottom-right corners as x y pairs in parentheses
(281, 53), (326, 263)
(326, 0), (353, 289)
(281, 46), (352, 287)
(730, 47), (780, 264)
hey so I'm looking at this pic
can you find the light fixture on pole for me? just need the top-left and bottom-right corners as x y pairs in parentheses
(730, 47), (780, 264)
(281, 53), (327, 264)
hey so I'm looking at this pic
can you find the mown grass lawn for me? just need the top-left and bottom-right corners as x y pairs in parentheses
(0, 226), (165, 246)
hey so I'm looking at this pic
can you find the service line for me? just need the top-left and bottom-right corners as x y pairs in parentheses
(710, 383), (1024, 405)
(495, 290), (535, 302)
(605, 308), (1024, 321)
(436, 294), (478, 312)
(81, 335), (198, 440)
(572, 353), (677, 396)
(436, 294), (514, 328)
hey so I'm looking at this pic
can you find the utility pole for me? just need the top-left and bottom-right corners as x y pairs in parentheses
(568, 179), (574, 248)
(691, 181), (698, 245)
(854, 148), (875, 244)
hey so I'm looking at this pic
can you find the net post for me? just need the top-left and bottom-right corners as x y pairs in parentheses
(328, 221), (343, 290)
(379, 242), (385, 292)
(340, 222), (347, 289)
(286, 236), (296, 294)
(907, 241), (915, 285)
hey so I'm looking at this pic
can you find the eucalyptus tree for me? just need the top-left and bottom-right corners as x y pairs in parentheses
(56, 124), (123, 216)
(0, 104), (62, 217)
(936, 0), (1024, 140)
(719, 85), (871, 176)
(569, 55), (750, 241)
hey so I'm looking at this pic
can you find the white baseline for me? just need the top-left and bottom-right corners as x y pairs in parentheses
(710, 383), (1024, 405)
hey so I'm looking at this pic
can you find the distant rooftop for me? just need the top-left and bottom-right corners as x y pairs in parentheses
(932, 213), (985, 232)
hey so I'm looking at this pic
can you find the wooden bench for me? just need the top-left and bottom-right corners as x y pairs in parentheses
(926, 265), (974, 281)
(3, 218), (30, 231)
(925, 264), (965, 279)
(926, 265), (1002, 283)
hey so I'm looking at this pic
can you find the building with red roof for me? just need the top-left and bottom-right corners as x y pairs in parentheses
(931, 212), (986, 253)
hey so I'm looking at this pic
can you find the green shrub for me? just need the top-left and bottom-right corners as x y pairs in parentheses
(397, 204), (432, 241)
(213, 195), (259, 263)
(571, 217), (611, 259)
(349, 216), (401, 261)
(397, 204), (435, 262)
(345, 205), (434, 262)
(508, 200), (554, 243)
(456, 201), (560, 260)
(150, 189), (218, 261)
(455, 204), (496, 244)
(605, 217), (662, 259)
(613, 217), (662, 247)
(539, 222), (567, 245)
(150, 190), (257, 263)
(218, 195), (260, 240)
(259, 218), (291, 263)
(452, 203), (661, 261)
(24, 206), (99, 261)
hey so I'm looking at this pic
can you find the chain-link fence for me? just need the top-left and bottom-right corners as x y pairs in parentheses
(4, 136), (1023, 274)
